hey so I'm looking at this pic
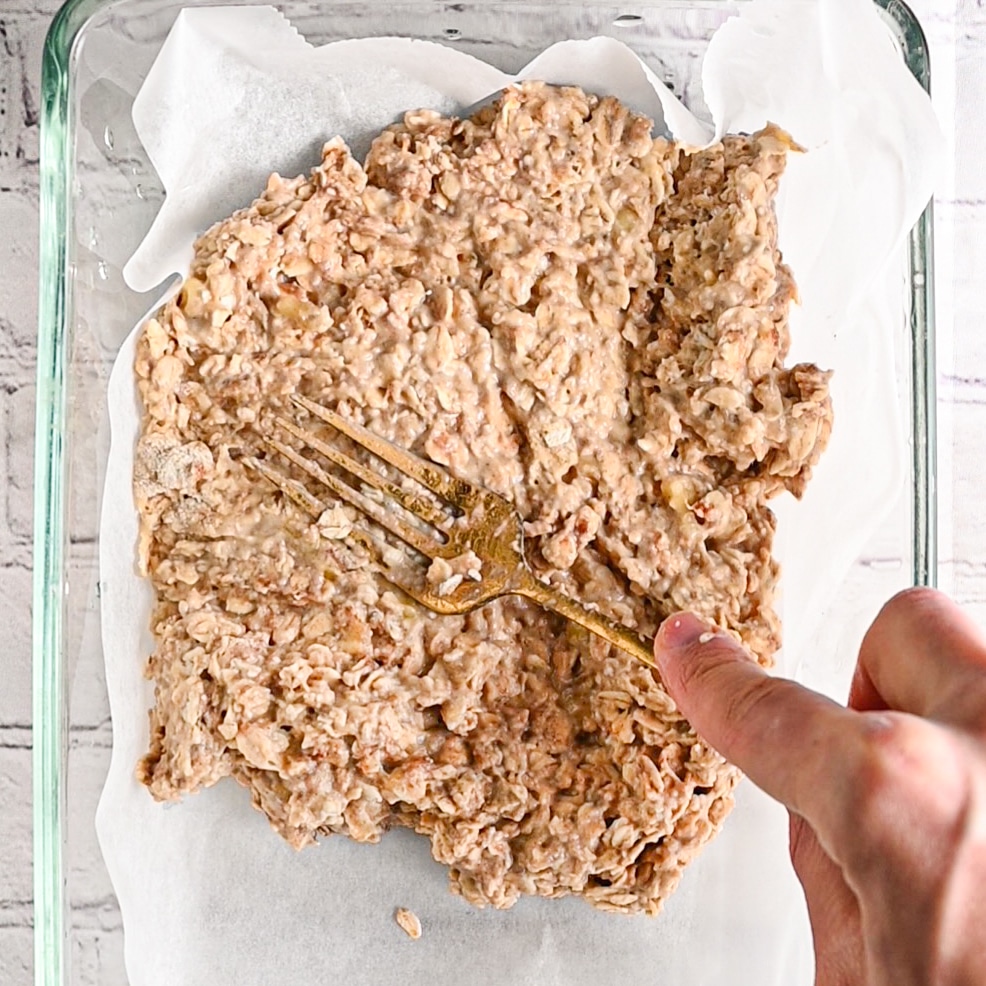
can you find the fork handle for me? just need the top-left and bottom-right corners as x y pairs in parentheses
(513, 571), (660, 673)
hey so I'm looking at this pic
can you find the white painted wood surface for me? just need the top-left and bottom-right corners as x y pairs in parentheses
(0, 1), (982, 982)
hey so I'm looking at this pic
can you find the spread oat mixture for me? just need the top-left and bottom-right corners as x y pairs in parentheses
(133, 83), (832, 914)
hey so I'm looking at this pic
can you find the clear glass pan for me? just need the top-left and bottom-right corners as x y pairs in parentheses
(35, 1), (935, 982)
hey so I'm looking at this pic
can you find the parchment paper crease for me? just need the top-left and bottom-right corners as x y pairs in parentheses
(97, 2), (942, 984)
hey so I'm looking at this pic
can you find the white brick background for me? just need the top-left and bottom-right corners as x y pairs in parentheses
(1, 1), (985, 984)
(2, 1), (55, 982)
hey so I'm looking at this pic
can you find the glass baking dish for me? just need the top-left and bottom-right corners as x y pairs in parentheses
(34, 1), (936, 983)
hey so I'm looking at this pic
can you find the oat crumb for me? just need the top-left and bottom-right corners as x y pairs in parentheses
(395, 907), (422, 940)
(316, 506), (352, 541)
(698, 631), (716, 645)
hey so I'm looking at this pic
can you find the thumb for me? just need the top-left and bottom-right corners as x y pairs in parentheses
(654, 611), (855, 836)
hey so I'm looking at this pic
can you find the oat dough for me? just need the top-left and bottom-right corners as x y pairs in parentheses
(133, 83), (832, 914)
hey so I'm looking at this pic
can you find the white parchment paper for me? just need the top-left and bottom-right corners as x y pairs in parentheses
(97, 2), (942, 984)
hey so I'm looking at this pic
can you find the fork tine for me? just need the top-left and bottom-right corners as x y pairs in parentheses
(248, 454), (415, 573)
(245, 456), (326, 517)
(292, 396), (474, 506)
(273, 415), (451, 529)
(263, 436), (444, 560)
(349, 526), (469, 616)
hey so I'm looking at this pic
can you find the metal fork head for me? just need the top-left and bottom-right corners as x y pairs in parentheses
(251, 396), (529, 616)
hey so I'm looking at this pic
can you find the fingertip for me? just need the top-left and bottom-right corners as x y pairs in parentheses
(869, 587), (945, 640)
(860, 587), (986, 723)
(655, 612), (755, 668)
(654, 612), (712, 694)
(654, 612), (758, 707)
(655, 611), (709, 653)
(868, 587), (978, 650)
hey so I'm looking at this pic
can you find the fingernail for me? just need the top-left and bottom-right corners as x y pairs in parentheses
(656, 612), (711, 654)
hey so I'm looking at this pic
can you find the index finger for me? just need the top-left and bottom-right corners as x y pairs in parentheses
(654, 612), (857, 845)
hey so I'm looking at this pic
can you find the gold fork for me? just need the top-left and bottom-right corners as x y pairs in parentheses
(249, 395), (657, 672)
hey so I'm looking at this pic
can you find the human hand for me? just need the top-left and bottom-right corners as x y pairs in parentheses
(654, 589), (986, 986)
